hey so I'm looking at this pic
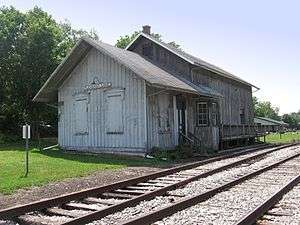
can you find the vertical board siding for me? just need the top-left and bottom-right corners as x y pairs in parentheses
(192, 69), (254, 125)
(58, 48), (146, 152)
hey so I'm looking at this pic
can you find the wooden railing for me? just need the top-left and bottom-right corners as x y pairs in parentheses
(187, 131), (200, 147)
(220, 124), (278, 140)
(179, 131), (193, 146)
(178, 131), (204, 154)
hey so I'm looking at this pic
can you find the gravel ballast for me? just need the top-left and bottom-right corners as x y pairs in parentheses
(86, 146), (300, 225)
(257, 183), (300, 225)
(156, 156), (300, 225)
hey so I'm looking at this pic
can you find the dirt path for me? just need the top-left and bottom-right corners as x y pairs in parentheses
(0, 167), (163, 209)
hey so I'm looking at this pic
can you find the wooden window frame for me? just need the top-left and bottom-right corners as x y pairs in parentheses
(240, 108), (246, 124)
(196, 102), (209, 127)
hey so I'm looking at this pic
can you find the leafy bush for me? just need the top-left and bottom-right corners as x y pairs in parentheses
(0, 133), (20, 144)
(149, 145), (194, 161)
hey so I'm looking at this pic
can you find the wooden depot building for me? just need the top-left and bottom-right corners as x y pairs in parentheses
(34, 25), (264, 155)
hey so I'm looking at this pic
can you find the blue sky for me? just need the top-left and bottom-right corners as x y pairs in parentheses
(2, 0), (300, 114)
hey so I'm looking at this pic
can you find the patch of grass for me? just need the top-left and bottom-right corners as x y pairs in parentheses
(259, 131), (300, 144)
(0, 142), (168, 195)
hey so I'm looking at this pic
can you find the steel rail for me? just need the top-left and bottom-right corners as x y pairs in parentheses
(0, 144), (272, 220)
(59, 144), (297, 225)
(234, 174), (300, 225)
(120, 152), (300, 225)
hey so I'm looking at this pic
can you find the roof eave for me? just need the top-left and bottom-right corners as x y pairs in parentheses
(193, 63), (259, 90)
(33, 39), (91, 102)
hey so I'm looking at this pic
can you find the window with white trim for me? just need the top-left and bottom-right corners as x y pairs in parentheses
(196, 102), (209, 126)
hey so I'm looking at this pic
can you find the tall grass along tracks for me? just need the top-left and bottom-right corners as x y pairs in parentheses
(0, 143), (298, 225)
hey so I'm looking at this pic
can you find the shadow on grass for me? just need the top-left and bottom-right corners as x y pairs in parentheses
(0, 139), (57, 152)
(0, 139), (172, 168)
(35, 148), (172, 168)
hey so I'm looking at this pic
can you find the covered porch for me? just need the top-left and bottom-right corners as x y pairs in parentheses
(145, 82), (223, 152)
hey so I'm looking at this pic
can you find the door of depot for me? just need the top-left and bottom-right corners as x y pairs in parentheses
(177, 96), (187, 135)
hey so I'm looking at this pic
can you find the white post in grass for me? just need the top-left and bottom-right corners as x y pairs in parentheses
(22, 124), (30, 177)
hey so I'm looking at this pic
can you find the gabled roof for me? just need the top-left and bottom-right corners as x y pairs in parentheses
(254, 117), (288, 126)
(33, 37), (222, 102)
(126, 32), (258, 89)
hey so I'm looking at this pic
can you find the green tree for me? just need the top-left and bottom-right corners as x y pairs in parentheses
(0, 6), (98, 135)
(282, 112), (300, 127)
(115, 31), (139, 49)
(253, 97), (281, 120)
(115, 30), (180, 49)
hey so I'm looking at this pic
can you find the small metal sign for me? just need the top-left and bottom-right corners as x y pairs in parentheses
(22, 124), (30, 177)
(22, 125), (31, 139)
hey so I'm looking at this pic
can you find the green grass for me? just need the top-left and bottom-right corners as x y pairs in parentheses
(0, 142), (168, 195)
(259, 131), (300, 144)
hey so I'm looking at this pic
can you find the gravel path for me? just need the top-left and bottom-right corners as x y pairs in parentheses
(86, 146), (300, 225)
(0, 167), (162, 210)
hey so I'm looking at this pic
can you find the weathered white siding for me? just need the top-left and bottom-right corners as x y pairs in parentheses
(58, 48), (147, 153)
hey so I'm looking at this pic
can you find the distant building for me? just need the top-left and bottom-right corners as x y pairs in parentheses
(34, 26), (265, 155)
(254, 117), (288, 132)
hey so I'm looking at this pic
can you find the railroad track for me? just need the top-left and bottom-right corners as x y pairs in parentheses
(0, 143), (298, 225)
(255, 182), (300, 225)
(118, 146), (300, 225)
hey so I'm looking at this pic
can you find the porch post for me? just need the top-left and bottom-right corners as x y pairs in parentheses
(173, 96), (178, 146)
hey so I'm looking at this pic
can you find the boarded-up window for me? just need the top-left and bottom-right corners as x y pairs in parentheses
(74, 97), (88, 134)
(159, 49), (167, 66)
(142, 43), (153, 60)
(105, 89), (124, 134)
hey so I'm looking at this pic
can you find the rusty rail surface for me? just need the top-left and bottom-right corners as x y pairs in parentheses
(120, 152), (300, 225)
(235, 174), (300, 225)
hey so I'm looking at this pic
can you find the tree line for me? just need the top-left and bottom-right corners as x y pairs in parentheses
(0, 6), (98, 136)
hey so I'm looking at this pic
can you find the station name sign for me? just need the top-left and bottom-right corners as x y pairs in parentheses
(84, 81), (112, 91)
(73, 77), (112, 96)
